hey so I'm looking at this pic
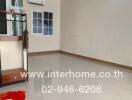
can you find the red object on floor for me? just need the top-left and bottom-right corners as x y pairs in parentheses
(0, 91), (25, 100)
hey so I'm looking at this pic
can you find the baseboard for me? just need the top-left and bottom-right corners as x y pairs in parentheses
(60, 50), (132, 71)
(28, 50), (60, 56)
(28, 50), (132, 71)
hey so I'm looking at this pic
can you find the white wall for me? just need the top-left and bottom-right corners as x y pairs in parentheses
(23, 0), (60, 53)
(60, 0), (132, 67)
(0, 41), (23, 70)
(1, 0), (131, 71)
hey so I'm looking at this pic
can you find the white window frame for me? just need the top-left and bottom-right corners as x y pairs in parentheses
(32, 11), (43, 35)
(31, 11), (53, 36)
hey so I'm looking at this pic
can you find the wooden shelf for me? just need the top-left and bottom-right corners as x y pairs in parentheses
(0, 10), (26, 16)
(2, 68), (27, 85)
(0, 36), (23, 41)
(0, 11), (28, 86)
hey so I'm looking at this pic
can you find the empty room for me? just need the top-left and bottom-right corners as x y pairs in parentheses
(0, 0), (132, 100)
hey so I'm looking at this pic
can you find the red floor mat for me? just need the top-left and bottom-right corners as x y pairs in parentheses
(0, 91), (25, 100)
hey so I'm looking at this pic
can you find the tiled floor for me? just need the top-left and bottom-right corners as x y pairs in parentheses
(0, 53), (132, 100)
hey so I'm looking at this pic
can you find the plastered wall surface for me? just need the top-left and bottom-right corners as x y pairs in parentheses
(0, 41), (22, 70)
(60, 0), (132, 67)
(24, 0), (60, 53)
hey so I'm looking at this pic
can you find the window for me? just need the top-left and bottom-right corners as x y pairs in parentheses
(11, 0), (23, 7)
(0, 0), (24, 36)
(33, 11), (53, 35)
(33, 12), (42, 33)
(11, 0), (16, 6)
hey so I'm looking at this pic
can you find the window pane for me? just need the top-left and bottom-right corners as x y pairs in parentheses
(38, 28), (42, 33)
(49, 20), (53, 27)
(19, 0), (23, 7)
(33, 12), (37, 18)
(38, 19), (42, 27)
(33, 27), (37, 33)
(49, 13), (53, 19)
(38, 13), (42, 18)
(49, 27), (53, 35)
(44, 12), (49, 19)
(33, 19), (37, 27)
(44, 20), (49, 27)
(11, 0), (15, 6)
(44, 27), (49, 35)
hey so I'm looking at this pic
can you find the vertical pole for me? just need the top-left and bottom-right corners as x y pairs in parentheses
(22, 14), (28, 82)
(26, 14), (28, 82)
(22, 15), (24, 70)
(0, 50), (2, 87)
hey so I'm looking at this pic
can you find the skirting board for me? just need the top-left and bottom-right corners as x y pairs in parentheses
(60, 51), (132, 71)
(28, 50), (132, 71)
(28, 50), (60, 56)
